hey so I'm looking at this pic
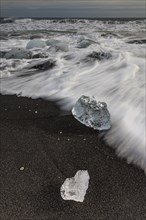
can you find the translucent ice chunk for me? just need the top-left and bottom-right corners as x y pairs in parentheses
(4, 48), (32, 59)
(26, 39), (46, 49)
(72, 95), (111, 131)
(46, 39), (68, 52)
(60, 170), (89, 202)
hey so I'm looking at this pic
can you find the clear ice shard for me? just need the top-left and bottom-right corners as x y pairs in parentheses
(72, 95), (111, 131)
(60, 170), (89, 202)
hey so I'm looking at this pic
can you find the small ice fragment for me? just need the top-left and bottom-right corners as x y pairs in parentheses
(72, 95), (111, 131)
(60, 170), (89, 202)
(20, 167), (25, 171)
(35, 111), (38, 114)
(18, 106), (20, 109)
(60, 131), (63, 134)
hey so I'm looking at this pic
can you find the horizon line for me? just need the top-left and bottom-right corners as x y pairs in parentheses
(1, 17), (145, 19)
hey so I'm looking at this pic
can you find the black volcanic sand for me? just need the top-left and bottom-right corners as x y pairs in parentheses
(0, 94), (146, 220)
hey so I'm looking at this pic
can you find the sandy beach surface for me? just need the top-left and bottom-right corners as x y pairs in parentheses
(0, 94), (146, 220)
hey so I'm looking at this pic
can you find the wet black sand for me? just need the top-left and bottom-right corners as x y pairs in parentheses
(0, 94), (146, 220)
